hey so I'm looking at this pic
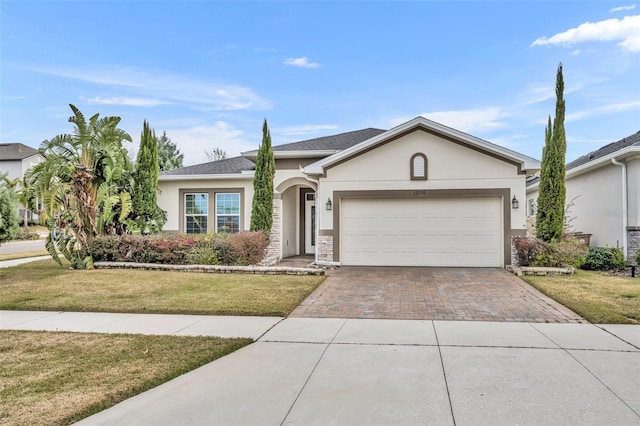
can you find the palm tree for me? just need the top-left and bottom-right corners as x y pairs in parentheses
(27, 104), (133, 268)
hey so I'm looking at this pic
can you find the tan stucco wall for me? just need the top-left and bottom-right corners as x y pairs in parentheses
(281, 186), (299, 258)
(158, 178), (253, 232)
(317, 130), (526, 231)
(627, 157), (640, 228)
(527, 163), (627, 248)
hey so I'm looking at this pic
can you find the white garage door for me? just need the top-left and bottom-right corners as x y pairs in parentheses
(341, 197), (503, 267)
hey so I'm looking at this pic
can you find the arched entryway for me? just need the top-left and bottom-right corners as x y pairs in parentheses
(276, 178), (317, 258)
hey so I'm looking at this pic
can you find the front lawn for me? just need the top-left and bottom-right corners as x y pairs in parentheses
(0, 259), (325, 316)
(0, 330), (251, 425)
(522, 269), (640, 324)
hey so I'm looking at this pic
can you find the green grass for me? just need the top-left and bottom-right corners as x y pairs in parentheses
(0, 330), (251, 425)
(0, 250), (49, 261)
(0, 259), (325, 316)
(522, 269), (640, 324)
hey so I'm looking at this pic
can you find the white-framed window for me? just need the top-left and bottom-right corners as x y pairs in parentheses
(216, 193), (240, 233)
(185, 193), (208, 234)
(528, 199), (535, 217)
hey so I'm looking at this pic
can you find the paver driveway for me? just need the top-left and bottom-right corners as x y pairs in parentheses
(291, 267), (585, 323)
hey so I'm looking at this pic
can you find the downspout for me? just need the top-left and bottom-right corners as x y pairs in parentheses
(611, 158), (628, 258)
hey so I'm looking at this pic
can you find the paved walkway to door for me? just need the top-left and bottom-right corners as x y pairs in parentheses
(290, 267), (585, 323)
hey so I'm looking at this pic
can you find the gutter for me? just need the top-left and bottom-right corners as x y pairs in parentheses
(611, 158), (628, 258)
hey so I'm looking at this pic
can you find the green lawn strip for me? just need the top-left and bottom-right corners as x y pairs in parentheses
(0, 330), (252, 426)
(522, 269), (640, 324)
(0, 259), (325, 316)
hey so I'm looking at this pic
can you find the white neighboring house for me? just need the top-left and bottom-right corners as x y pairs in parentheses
(158, 117), (541, 267)
(526, 131), (640, 262)
(0, 143), (44, 222)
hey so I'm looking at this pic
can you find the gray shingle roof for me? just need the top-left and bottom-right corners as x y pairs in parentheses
(567, 130), (640, 170)
(527, 130), (640, 187)
(272, 128), (386, 152)
(160, 156), (255, 175)
(0, 143), (39, 161)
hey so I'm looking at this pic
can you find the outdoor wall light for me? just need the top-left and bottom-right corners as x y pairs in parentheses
(326, 198), (333, 211)
(512, 195), (519, 209)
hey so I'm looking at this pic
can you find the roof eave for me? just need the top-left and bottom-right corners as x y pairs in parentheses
(304, 116), (541, 175)
(526, 145), (640, 192)
(159, 173), (254, 181)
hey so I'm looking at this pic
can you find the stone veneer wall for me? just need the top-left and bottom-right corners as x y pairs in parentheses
(510, 235), (519, 267)
(628, 227), (640, 265)
(317, 235), (333, 263)
(526, 216), (536, 238)
(260, 198), (282, 266)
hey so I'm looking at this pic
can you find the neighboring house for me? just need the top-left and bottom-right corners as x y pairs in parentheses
(526, 131), (640, 262)
(158, 117), (540, 267)
(0, 143), (44, 221)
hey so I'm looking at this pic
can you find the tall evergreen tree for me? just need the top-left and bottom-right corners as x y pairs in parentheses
(156, 131), (183, 171)
(536, 63), (567, 241)
(0, 173), (20, 244)
(250, 119), (276, 232)
(133, 120), (160, 232)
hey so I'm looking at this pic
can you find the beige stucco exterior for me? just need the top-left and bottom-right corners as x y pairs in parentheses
(316, 130), (527, 234)
(158, 178), (254, 232)
(157, 118), (538, 266)
(527, 156), (640, 248)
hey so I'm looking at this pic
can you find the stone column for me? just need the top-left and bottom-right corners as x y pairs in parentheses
(260, 197), (282, 266)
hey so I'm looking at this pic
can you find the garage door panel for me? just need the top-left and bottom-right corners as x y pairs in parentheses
(341, 197), (502, 267)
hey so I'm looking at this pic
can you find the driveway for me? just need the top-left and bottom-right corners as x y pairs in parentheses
(291, 267), (584, 323)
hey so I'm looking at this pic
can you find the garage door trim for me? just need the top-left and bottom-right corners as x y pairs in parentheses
(328, 188), (512, 266)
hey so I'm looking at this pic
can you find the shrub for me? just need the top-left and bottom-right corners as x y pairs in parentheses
(89, 231), (268, 266)
(513, 237), (545, 267)
(636, 250), (640, 267)
(534, 238), (586, 268)
(513, 236), (586, 268)
(581, 247), (626, 271)
(227, 231), (269, 265)
(14, 227), (40, 241)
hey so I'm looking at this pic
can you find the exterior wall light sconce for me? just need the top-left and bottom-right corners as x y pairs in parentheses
(326, 198), (332, 211)
(512, 196), (519, 209)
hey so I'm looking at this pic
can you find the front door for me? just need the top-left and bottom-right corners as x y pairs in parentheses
(305, 192), (316, 254)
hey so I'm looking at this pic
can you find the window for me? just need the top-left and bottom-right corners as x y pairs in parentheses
(185, 193), (208, 234)
(528, 199), (535, 217)
(216, 193), (240, 233)
(410, 153), (428, 180)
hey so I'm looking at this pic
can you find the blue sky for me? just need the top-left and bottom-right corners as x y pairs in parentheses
(1, 1), (639, 166)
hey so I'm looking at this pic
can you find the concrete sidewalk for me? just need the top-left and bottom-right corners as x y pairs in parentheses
(61, 317), (639, 425)
(0, 310), (283, 339)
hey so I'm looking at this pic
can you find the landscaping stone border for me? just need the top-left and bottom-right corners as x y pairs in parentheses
(94, 261), (325, 276)
(507, 265), (574, 277)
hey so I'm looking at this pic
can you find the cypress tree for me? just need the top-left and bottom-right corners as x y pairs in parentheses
(250, 119), (276, 232)
(133, 120), (159, 229)
(536, 63), (567, 241)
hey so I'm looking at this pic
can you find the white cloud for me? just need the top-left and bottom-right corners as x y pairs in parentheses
(84, 96), (168, 107)
(166, 121), (257, 166)
(610, 4), (636, 12)
(566, 100), (640, 122)
(570, 49), (581, 56)
(283, 57), (321, 68)
(25, 65), (272, 111)
(391, 107), (508, 134)
(277, 124), (338, 136)
(531, 15), (640, 52)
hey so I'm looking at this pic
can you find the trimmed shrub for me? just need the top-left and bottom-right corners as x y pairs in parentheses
(14, 227), (40, 241)
(581, 247), (626, 271)
(89, 231), (268, 266)
(513, 236), (586, 268)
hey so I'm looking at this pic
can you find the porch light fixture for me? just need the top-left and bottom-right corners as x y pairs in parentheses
(512, 196), (519, 209)
(326, 198), (332, 211)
